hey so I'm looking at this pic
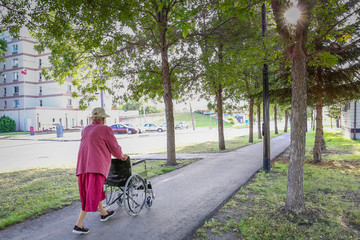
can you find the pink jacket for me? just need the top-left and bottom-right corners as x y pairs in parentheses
(76, 121), (124, 177)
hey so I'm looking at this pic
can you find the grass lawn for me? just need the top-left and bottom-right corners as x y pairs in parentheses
(177, 129), (288, 153)
(0, 132), (29, 136)
(193, 129), (360, 239)
(156, 112), (235, 128)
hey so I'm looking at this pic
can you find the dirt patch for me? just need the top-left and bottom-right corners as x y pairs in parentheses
(273, 148), (290, 164)
(305, 159), (360, 171)
(278, 206), (323, 226)
(322, 149), (352, 156)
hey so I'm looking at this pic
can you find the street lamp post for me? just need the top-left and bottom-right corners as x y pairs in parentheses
(262, 3), (270, 173)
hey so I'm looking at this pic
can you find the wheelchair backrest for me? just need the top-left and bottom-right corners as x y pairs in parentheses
(108, 157), (131, 180)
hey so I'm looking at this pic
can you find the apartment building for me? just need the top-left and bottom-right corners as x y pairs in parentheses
(0, 29), (119, 131)
(341, 101), (359, 140)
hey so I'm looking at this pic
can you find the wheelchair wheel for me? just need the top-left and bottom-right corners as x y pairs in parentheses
(145, 193), (153, 209)
(145, 180), (154, 209)
(103, 185), (122, 208)
(123, 174), (146, 216)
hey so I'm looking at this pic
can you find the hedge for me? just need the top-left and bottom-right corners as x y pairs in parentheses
(0, 115), (16, 132)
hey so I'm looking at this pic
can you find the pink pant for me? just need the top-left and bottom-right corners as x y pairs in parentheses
(78, 173), (106, 212)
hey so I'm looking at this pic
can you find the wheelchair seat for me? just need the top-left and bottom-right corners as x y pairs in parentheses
(105, 158), (131, 187)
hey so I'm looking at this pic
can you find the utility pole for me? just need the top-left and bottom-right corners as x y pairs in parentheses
(100, 90), (104, 108)
(354, 101), (357, 140)
(190, 103), (195, 130)
(99, 67), (104, 108)
(262, 3), (270, 172)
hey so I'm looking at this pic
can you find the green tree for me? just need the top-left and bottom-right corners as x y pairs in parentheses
(271, 0), (360, 213)
(0, 39), (6, 63)
(0, 115), (16, 132)
(0, 0), (205, 166)
(305, 0), (360, 164)
(194, 1), (271, 149)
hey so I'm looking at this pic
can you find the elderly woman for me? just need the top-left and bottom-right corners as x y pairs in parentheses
(73, 107), (128, 234)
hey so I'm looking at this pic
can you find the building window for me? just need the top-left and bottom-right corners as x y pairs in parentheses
(39, 86), (42, 94)
(3, 87), (6, 95)
(12, 44), (18, 53)
(3, 62), (5, 69)
(40, 100), (43, 107)
(14, 86), (19, 94)
(14, 100), (19, 108)
(39, 73), (42, 80)
(67, 99), (72, 106)
(67, 85), (72, 92)
(52, 118), (55, 123)
(4, 101), (7, 109)
(39, 59), (42, 66)
(13, 72), (19, 80)
(3, 74), (6, 83)
(12, 58), (18, 67)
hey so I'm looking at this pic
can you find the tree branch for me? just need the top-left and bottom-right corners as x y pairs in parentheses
(307, 38), (360, 59)
(313, 8), (360, 46)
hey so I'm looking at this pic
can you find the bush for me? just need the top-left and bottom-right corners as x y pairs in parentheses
(194, 110), (203, 114)
(227, 116), (237, 125)
(0, 115), (16, 132)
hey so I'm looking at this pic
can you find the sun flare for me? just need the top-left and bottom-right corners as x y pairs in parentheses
(284, 7), (301, 25)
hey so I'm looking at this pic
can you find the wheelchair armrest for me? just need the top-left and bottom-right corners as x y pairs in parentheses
(132, 159), (146, 166)
(132, 159), (147, 172)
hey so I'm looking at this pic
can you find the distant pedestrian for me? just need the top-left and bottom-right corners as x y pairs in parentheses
(73, 107), (128, 234)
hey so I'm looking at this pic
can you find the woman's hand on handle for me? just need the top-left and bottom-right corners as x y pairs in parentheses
(122, 154), (129, 161)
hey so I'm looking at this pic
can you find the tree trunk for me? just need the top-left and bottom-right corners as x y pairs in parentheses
(257, 103), (262, 139)
(248, 98), (254, 143)
(313, 101), (323, 163)
(216, 84), (225, 150)
(284, 109), (289, 132)
(313, 66), (325, 163)
(286, 35), (307, 213)
(216, 41), (225, 150)
(311, 109), (314, 131)
(330, 117), (332, 129)
(158, 9), (176, 166)
(321, 130), (326, 151)
(274, 105), (278, 134)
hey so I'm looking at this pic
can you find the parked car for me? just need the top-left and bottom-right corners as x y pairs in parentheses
(110, 124), (138, 134)
(123, 123), (143, 134)
(175, 121), (189, 129)
(143, 123), (165, 132)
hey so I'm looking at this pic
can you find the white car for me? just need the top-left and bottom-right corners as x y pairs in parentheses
(143, 123), (165, 132)
(175, 121), (189, 129)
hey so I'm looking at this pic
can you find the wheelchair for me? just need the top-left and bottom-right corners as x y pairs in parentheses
(103, 157), (155, 216)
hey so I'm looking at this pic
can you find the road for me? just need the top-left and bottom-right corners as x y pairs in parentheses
(0, 127), (253, 173)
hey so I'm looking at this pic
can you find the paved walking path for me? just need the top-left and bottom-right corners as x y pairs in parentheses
(0, 133), (290, 240)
